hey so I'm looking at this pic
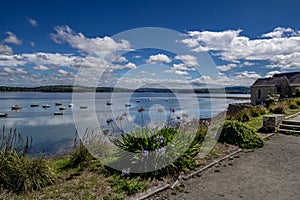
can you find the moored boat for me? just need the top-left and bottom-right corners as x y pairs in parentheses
(68, 103), (74, 107)
(79, 105), (88, 109)
(59, 107), (67, 111)
(42, 104), (51, 109)
(106, 101), (113, 105)
(54, 112), (63, 115)
(55, 102), (62, 106)
(125, 103), (131, 107)
(136, 100), (141, 102)
(30, 104), (39, 107)
(0, 113), (8, 117)
(11, 105), (22, 110)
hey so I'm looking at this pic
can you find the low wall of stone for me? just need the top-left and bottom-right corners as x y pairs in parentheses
(227, 103), (252, 117)
(263, 114), (284, 132)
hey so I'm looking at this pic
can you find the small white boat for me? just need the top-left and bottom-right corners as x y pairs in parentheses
(125, 103), (131, 107)
(68, 103), (74, 107)
(80, 105), (88, 109)
(166, 98), (170, 101)
(0, 113), (8, 118)
(11, 105), (22, 110)
(55, 102), (62, 106)
(59, 107), (67, 111)
(54, 112), (63, 115)
(42, 104), (51, 109)
(148, 98), (151, 101)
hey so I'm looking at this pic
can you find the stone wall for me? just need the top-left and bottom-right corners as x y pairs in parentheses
(227, 103), (252, 118)
(251, 86), (277, 105)
(262, 114), (284, 132)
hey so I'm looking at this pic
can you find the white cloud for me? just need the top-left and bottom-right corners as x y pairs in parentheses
(3, 31), (22, 45)
(26, 17), (38, 26)
(30, 42), (35, 47)
(216, 63), (237, 71)
(115, 56), (128, 63)
(265, 70), (281, 77)
(58, 69), (68, 75)
(174, 54), (199, 66)
(124, 62), (137, 69)
(261, 27), (295, 38)
(182, 27), (300, 69)
(32, 65), (50, 71)
(0, 44), (13, 55)
(51, 26), (130, 58)
(145, 53), (171, 64)
(3, 67), (27, 74)
(174, 70), (189, 75)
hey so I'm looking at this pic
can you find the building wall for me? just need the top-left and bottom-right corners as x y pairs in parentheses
(251, 86), (277, 105)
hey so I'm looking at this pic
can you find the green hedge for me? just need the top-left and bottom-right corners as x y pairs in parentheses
(218, 120), (264, 149)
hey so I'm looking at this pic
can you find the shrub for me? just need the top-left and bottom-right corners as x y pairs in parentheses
(249, 107), (266, 117)
(218, 120), (264, 149)
(109, 127), (205, 178)
(272, 102), (287, 114)
(296, 98), (300, 106)
(229, 108), (252, 122)
(68, 141), (94, 168)
(265, 94), (280, 108)
(0, 151), (57, 192)
(289, 101), (299, 109)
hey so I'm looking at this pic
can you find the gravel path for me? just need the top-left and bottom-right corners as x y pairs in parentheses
(148, 134), (300, 200)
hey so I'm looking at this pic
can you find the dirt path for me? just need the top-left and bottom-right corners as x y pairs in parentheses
(148, 134), (300, 200)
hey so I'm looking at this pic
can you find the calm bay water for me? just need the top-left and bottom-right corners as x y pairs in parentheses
(0, 92), (249, 154)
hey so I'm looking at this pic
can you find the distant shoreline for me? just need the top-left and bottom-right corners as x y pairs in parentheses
(0, 85), (250, 94)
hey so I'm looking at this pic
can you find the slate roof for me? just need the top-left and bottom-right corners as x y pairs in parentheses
(252, 72), (300, 87)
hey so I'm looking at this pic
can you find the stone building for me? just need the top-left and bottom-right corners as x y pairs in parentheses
(251, 72), (300, 105)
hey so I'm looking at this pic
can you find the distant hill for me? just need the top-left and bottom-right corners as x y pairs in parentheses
(0, 85), (250, 94)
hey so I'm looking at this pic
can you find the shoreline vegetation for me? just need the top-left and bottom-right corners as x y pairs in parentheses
(0, 85), (250, 94)
(2, 96), (298, 199)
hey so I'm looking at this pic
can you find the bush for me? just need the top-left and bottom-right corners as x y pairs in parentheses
(109, 127), (205, 178)
(229, 108), (252, 122)
(272, 102), (287, 114)
(249, 107), (266, 117)
(296, 99), (300, 106)
(289, 101), (299, 109)
(218, 120), (264, 149)
(0, 151), (57, 192)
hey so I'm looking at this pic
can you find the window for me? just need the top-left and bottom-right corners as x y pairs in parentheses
(258, 89), (261, 99)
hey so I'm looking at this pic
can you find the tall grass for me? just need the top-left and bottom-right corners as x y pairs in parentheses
(0, 126), (57, 192)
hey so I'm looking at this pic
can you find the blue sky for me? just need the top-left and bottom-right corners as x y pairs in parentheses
(1, 0), (300, 87)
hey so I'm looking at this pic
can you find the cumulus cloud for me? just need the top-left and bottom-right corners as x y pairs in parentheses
(26, 17), (38, 26)
(3, 67), (27, 74)
(0, 44), (13, 55)
(115, 56), (128, 63)
(145, 53), (171, 64)
(51, 25), (130, 58)
(182, 27), (300, 70)
(261, 27), (295, 38)
(265, 70), (281, 77)
(124, 62), (137, 69)
(216, 63), (237, 71)
(174, 54), (199, 67)
(3, 31), (22, 45)
(32, 65), (50, 71)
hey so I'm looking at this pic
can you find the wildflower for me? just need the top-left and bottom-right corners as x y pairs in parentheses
(142, 150), (149, 157)
(138, 107), (145, 113)
(106, 118), (113, 124)
(121, 168), (130, 176)
(156, 146), (166, 156)
(156, 135), (164, 144)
